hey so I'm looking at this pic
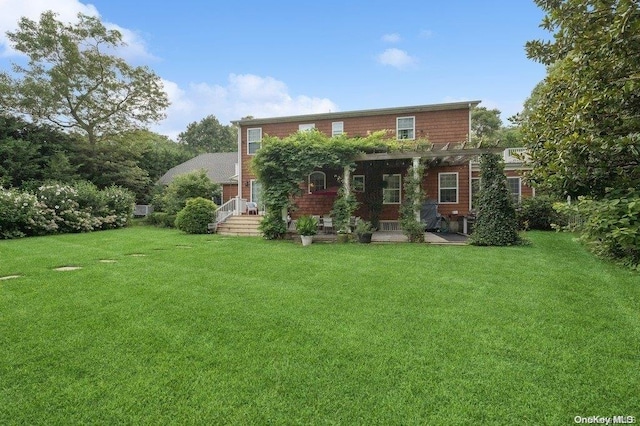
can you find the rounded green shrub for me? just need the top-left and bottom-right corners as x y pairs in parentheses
(175, 197), (217, 234)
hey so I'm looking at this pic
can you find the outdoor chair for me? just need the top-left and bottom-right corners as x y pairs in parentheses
(246, 202), (258, 215)
(322, 216), (334, 233)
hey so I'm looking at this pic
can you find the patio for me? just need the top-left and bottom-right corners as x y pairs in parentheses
(311, 231), (468, 244)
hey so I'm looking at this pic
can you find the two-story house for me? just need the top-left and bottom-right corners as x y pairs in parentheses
(231, 101), (532, 231)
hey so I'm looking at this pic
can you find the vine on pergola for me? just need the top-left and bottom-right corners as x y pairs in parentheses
(251, 129), (433, 239)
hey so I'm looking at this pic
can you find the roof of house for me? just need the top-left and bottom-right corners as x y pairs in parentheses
(158, 152), (238, 186)
(232, 100), (481, 126)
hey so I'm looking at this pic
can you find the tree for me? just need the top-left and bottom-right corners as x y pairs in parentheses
(0, 11), (169, 146)
(178, 115), (237, 153)
(0, 114), (79, 187)
(158, 170), (220, 215)
(469, 153), (522, 246)
(471, 106), (523, 148)
(471, 107), (502, 141)
(522, 0), (640, 199)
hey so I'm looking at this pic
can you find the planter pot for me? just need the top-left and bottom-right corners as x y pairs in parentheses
(336, 233), (350, 243)
(357, 233), (373, 244)
(300, 235), (313, 246)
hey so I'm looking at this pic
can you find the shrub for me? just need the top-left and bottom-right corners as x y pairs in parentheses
(146, 212), (177, 228)
(159, 170), (220, 215)
(175, 197), (217, 234)
(555, 190), (640, 270)
(470, 154), (523, 246)
(517, 195), (566, 230)
(36, 183), (93, 233)
(259, 210), (287, 239)
(101, 185), (135, 229)
(0, 188), (53, 238)
(330, 188), (358, 233)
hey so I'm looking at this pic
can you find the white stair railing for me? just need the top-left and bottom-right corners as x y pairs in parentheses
(214, 197), (241, 225)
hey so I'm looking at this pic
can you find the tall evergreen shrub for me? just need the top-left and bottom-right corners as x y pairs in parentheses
(470, 153), (522, 246)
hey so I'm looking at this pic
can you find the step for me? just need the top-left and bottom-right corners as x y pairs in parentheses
(216, 215), (262, 236)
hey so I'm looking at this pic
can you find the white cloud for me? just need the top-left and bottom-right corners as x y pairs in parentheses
(376, 48), (418, 70)
(381, 33), (401, 43)
(0, 0), (154, 61)
(152, 73), (338, 140)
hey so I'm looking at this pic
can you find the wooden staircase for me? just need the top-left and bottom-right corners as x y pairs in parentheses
(216, 215), (262, 237)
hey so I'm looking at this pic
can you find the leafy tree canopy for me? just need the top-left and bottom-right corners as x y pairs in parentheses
(178, 115), (237, 154)
(471, 106), (523, 148)
(0, 11), (169, 145)
(522, 0), (640, 198)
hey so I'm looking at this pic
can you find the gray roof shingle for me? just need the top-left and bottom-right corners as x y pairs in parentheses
(158, 152), (238, 185)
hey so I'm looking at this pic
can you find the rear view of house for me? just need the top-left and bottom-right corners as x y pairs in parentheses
(232, 101), (532, 232)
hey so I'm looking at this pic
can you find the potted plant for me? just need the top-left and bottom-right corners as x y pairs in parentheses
(295, 215), (318, 246)
(355, 219), (375, 243)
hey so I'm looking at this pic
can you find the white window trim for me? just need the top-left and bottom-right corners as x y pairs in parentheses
(308, 171), (326, 193)
(332, 121), (344, 137)
(396, 116), (415, 140)
(471, 177), (481, 210)
(247, 128), (262, 155)
(352, 174), (365, 192)
(383, 173), (402, 205)
(438, 172), (459, 204)
(299, 123), (315, 131)
(507, 177), (522, 204)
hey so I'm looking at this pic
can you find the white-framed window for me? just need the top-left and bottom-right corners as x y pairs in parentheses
(383, 174), (401, 204)
(396, 116), (415, 140)
(439, 172), (458, 204)
(308, 171), (326, 193)
(332, 121), (344, 137)
(507, 177), (521, 204)
(299, 123), (315, 132)
(352, 175), (365, 192)
(247, 128), (262, 155)
(471, 177), (481, 209)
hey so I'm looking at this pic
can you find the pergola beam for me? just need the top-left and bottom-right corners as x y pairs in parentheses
(354, 147), (503, 162)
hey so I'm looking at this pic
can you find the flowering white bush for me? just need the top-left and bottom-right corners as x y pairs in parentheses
(0, 188), (55, 238)
(37, 184), (93, 233)
(0, 182), (135, 239)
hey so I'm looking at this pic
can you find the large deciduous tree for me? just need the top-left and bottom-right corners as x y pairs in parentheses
(178, 115), (237, 153)
(0, 11), (169, 146)
(522, 0), (640, 199)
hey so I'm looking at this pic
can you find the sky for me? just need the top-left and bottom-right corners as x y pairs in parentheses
(0, 0), (550, 140)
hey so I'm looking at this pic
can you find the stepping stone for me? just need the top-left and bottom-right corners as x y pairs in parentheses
(0, 275), (21, 280)
(99, 259), (117, 263)
(54, 266), (82, 271)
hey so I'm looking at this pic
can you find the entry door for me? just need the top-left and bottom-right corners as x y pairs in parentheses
(250, 180), (262, 211)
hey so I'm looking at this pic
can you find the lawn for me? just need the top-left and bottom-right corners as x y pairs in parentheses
(1, 227), (638, 425)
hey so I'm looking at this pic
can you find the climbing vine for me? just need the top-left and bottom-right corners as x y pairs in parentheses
(399, 161), (427, 242)
(251, 129), (433, 239)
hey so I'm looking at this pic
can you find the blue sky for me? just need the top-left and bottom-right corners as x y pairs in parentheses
(0, 0), (549, 140)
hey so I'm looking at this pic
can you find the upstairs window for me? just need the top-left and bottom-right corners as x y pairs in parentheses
(247, 128), (262, 155)
(332, 121), (344, 137)
(308, 171), (326, 193)
(439, 172), (458, 203)
(299, 123), (315, 132)
(397, 116), (415, 140)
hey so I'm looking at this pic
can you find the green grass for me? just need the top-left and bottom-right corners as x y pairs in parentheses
(1, 228), (638, 425)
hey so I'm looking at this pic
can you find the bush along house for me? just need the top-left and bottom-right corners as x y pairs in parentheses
(221, 101), (533, 235)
